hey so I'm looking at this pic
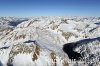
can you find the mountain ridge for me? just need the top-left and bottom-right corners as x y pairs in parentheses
(0, 16), (100, 66)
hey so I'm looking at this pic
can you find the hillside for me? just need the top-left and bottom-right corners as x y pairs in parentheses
(0, 16), (100, 66)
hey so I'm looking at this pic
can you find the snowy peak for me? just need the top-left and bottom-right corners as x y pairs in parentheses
(0, 16), (100, 66)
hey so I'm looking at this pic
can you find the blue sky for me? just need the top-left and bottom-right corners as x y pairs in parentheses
(0, 0), (100, 17)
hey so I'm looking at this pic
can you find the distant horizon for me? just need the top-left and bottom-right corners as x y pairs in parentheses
(0, 0), (100, 17)
(0, 15), (100, 18)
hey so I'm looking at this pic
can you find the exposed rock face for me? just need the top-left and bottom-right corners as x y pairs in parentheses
(6, 42), (68, 66)
(0, 16), (100, 66)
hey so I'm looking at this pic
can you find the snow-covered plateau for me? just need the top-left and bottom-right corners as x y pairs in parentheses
(0, 16), (100, 66)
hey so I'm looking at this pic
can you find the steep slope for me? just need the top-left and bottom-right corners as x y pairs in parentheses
(0, 16), (100, 66)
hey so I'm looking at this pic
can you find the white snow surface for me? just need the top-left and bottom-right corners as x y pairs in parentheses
(0, 16), (100, 66)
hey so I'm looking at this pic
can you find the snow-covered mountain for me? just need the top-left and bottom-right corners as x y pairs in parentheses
(0, 16), (100, 66)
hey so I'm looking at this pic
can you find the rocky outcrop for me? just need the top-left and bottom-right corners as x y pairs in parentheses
(0, 16), (100, 66)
